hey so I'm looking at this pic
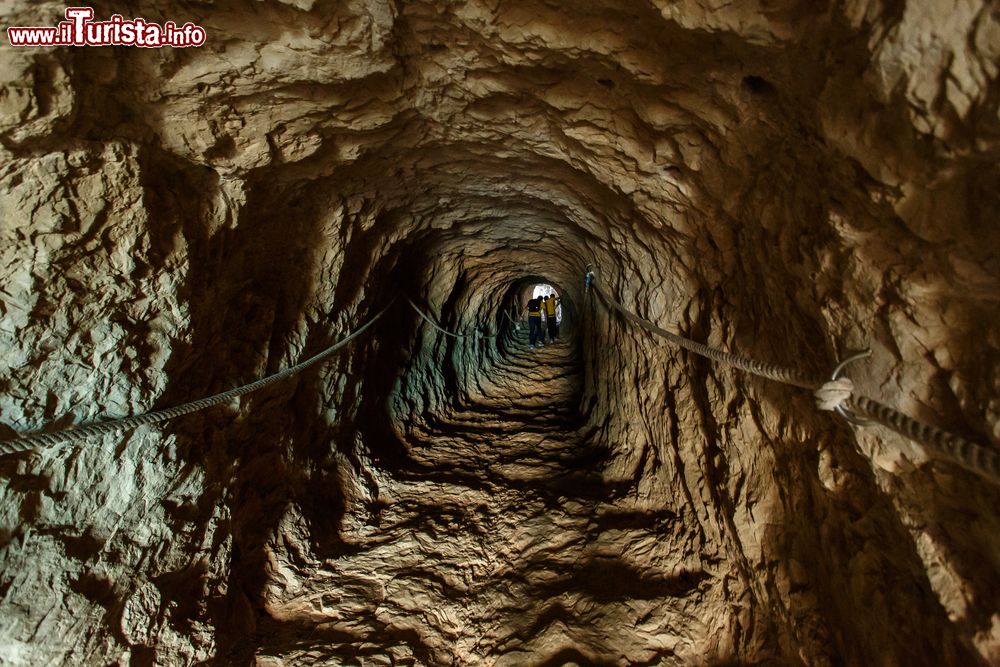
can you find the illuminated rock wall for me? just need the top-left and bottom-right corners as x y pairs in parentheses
(1, 1), (998, 664)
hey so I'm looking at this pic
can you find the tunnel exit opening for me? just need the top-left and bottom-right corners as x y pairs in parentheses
(529, 283), (562, 324)
(496, 277), (576, 337)
(496, 278), (578, 360)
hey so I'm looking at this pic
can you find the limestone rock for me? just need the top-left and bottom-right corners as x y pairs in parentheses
(0, 1), (998, 665)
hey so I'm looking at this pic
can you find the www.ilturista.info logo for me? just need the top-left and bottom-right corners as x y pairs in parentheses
(7, 7), (206, 48)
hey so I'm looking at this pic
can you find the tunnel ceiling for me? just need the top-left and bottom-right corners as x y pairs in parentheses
(1, 0), (999, 665)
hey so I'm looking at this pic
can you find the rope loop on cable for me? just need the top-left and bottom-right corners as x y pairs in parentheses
(502, 309), (522, 331)
(814, 378), (854, 411)
(816, 349), (875, 426)
(586, 265), (1000, 485)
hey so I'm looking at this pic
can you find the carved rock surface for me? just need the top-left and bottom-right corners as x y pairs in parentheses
(1, 1), (998, 665)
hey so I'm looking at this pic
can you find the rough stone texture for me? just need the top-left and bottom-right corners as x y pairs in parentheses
(0, 0), (999, 665)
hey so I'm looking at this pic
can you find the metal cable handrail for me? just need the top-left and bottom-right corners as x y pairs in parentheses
(0, 300), (396, 454)
(405, 296), (498, 339)
(587, 271), (1000, 484)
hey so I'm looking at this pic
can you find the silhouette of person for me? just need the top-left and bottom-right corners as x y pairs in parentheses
(527, 295), (545, 349)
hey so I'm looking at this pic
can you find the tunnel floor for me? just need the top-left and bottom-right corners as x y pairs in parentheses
(257, 328), (669, 664)
(404, 329), (603, 498)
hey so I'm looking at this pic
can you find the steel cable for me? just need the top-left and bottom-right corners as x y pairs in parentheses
(405, 296), (497, 339)
(0, 300), (395, 454)
(849, 395), (1000, 482)
(502, 309), (522, 328)
(591, 281), (821, 389)
(589, 275), (1000, 485)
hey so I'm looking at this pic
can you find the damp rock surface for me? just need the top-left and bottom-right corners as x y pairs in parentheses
(1, 1), (999, 665)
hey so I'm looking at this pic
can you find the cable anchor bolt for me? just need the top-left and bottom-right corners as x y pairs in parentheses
(816, 348), (874, 426)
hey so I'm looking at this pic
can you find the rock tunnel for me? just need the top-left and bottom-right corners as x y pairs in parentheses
(1, 1), (999, 665)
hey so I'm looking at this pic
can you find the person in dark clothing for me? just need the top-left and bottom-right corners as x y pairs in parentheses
(539, 296), (549, 345)
(527, 296), (544, 349)
(545, 293), (559, 340)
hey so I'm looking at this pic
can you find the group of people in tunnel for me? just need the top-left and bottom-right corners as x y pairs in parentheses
(525, 294), (560, 349)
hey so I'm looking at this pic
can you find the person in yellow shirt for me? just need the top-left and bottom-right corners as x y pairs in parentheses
(544, 294), (560, 341)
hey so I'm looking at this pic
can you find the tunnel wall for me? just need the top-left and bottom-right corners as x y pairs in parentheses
(0, 1), (998, 664)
